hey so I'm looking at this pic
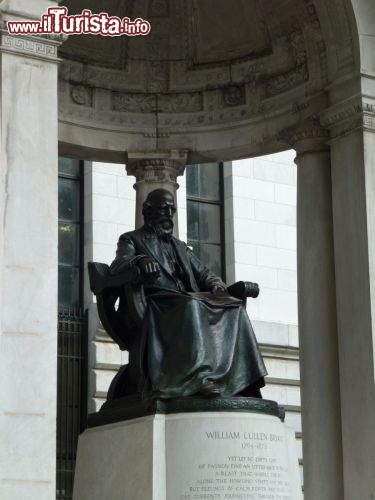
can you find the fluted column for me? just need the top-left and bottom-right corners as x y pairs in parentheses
(320, 94), (375, 499)
(126, 150), (187, 236)
(286, 127), (344, 500)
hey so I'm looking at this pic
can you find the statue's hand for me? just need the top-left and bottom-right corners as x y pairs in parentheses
(139, 258), (161, 282)
(210, 284), (226, 294)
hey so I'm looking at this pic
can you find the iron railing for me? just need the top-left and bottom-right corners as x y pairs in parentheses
(56, 308), (88, 500)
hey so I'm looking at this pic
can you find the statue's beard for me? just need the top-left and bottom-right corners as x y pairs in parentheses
(147, 218), (174, 241)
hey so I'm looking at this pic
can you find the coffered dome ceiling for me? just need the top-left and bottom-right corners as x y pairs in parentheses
(58, 0), (356, 161)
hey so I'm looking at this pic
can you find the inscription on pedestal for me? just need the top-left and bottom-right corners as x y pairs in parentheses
(165, 415), (301, 500)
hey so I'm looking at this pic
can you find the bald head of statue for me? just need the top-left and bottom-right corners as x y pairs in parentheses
(142, 188), (176, 237)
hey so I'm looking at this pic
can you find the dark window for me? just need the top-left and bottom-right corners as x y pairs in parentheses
(186, 163), (225, 279)
(58, 157), (83, 309)
(57, 157), (87, 500)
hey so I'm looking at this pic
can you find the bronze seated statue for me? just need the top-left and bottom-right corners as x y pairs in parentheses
(88, 189), (268, 418)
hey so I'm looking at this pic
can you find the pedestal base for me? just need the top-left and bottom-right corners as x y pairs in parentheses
(73, 411), (302, 500)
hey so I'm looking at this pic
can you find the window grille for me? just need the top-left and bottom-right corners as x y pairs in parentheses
(56, 308), (88, 500)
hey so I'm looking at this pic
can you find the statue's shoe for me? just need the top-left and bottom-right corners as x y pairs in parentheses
(199, 380), (221, 397)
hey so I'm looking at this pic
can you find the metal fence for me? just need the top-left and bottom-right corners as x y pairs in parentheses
(56, 309), (88, 500)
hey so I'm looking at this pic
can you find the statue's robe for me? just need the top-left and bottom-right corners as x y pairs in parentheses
(110, 226), (267, 399)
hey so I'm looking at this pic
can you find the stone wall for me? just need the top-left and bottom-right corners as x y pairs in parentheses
(227, 152), (301, 480)
(226, 152), (297, 326)
(84, 162), (135, 412)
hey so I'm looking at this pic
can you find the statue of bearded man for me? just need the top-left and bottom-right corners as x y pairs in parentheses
(109, 188), (267, 399)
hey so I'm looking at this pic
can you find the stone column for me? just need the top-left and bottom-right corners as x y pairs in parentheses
(289, 128), (344, 500)
(126, 150), (187, 236)
(0, 4), (62, 499)
(320, 94), (375, 499)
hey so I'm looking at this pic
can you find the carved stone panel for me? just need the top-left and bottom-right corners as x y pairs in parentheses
(222, 86), (246, 107)
(71, 84), (93, 107)
(112, 93), (155, 113)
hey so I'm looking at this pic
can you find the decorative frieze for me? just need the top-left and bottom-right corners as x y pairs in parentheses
(266, 63), (308, 97)
(58, 78), (301, 134)
(0, 14), (66, 62)
(160, 92), (203, 113)
(266, 30), (309, 97)
(0, 32), (63, 62)
(111, 91), (203, 113)
(112, 93), (154, 113)
(319, 95), (375, 137)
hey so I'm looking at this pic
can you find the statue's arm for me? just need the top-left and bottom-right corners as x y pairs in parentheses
(109, 235), (146, 275)
(110, 234), (161, 282)
(187, 246), (226, 292)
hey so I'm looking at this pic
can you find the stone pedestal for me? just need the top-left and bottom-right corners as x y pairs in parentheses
(73, 410), (302, 500)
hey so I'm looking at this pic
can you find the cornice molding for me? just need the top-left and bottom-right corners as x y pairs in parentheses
(319, 94), (375, 137)
(0, 15), (66, 63)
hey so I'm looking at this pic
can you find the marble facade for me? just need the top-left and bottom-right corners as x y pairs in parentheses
(0, 2), (61, 499)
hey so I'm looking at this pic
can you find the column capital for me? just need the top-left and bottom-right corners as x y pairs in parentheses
(319, 94), (375, 138)
(126, 149), (188, 184)
(125, 149), (189, 232)
(279, 122), (330, 155)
